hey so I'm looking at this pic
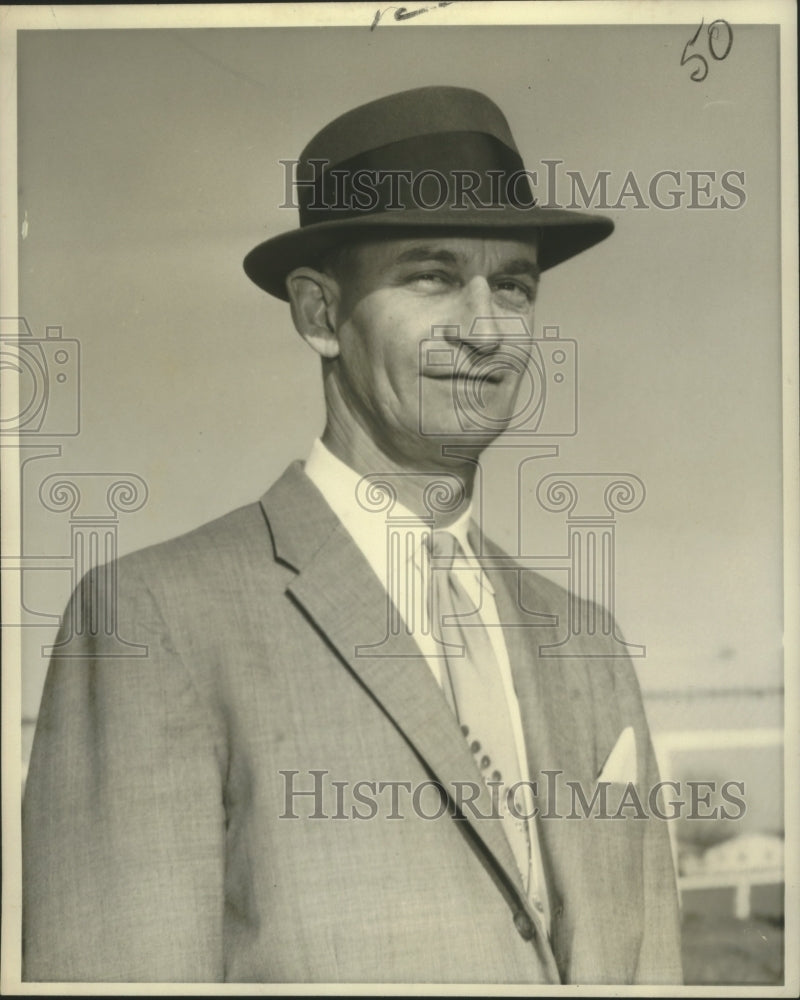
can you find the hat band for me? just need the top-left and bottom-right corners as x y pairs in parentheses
(297, 131), (536, 225)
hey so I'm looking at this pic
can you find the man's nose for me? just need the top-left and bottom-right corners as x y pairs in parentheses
(443, 278), (503, 352)
(442, 278), (526, 352)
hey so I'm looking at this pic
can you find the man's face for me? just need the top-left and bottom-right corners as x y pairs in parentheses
(327, 234), (540, 467)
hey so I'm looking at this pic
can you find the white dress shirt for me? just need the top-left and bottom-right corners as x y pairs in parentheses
(304, 438), (551, 931)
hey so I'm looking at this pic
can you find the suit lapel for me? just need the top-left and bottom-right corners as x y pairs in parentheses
(260, 464), (530, 912)
(481, 533), (643, 983)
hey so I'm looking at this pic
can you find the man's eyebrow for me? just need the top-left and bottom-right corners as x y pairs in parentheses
(392, 246), (462, 266)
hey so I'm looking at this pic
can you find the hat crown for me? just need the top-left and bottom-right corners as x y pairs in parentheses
(301, 86), (520, 170)
(244, 86), (615, 300)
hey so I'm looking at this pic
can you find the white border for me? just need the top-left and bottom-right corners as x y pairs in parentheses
(1, 2), (797, 996)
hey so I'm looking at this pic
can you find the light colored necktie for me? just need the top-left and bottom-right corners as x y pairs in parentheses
(430, 529), (531, 888)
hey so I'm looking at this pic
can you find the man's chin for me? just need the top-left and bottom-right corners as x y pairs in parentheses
(415, 428), (501, 461)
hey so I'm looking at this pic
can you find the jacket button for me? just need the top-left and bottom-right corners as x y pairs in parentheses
(513, 910), (535, 941)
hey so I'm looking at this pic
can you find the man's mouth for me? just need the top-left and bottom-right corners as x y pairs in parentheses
(422, 370), (505, 384)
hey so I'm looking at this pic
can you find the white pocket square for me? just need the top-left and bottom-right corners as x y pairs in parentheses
(597, 726), (638, 784)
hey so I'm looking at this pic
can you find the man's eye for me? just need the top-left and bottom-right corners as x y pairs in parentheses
(494, 280), (535, 306)
(408, 271), (451, 287)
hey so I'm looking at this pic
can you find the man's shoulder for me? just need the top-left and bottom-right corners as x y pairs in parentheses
(117, 500), (272, 583)
(91, 504), (280, 634)
(114, 460), (313, 586)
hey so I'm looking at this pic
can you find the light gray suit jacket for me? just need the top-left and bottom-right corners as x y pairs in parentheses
(23, 462), (682, 984)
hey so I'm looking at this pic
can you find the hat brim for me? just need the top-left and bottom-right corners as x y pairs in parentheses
(243, 206), (614, 300)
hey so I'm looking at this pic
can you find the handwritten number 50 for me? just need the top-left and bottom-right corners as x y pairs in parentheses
(681, 19), (733, 82)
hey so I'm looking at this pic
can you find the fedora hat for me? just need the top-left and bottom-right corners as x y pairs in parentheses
(243, 86), (614, 300)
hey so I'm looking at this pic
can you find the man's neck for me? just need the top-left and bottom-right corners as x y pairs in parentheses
(320, 423), (477, 529)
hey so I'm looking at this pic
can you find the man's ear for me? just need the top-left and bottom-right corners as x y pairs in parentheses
(285, 267), (341, 359)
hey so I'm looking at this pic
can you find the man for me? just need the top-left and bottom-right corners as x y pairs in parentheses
(23, 86), (682, 984)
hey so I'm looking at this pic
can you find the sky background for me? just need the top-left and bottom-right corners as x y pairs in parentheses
(12, 23), (783, 764)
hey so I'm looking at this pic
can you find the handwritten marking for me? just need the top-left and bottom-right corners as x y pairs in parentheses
(371, 1), (454, 31)
(680, 18), (734, 82)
